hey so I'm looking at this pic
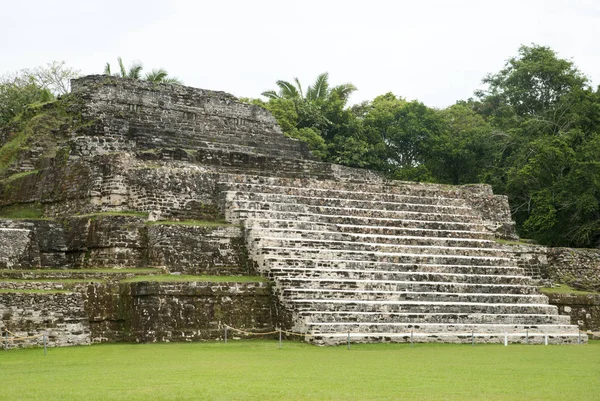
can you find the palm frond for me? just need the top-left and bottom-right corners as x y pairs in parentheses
(145, 68), (168, 83)
(104, 62), (111, 75)
(294, 77), (304, 99)
(128, 62), (143, 79)
(118, 57), (127, 78)
(307, 72), (329, 101)
(161, 77), (182, 85)
(330, 83), (358, 102)
(261, 90), (281, 99)
(276, 80), (300, 99)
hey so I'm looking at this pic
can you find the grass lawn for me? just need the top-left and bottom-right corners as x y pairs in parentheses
(1, 341), (598, 401)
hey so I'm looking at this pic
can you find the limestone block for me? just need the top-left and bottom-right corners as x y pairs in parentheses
(0, 228), (40, 268)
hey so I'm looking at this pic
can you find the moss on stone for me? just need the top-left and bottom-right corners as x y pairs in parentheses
(78, 211), (149, 219)
(145, 219), (232, 227)
(540, 284), (599, 295)
(0, 289), (72, 294)
(121, 274), (267, 283)
(0, 203), (44, 218)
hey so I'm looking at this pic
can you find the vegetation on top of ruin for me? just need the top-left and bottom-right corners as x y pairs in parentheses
(104, 57), (182, 84)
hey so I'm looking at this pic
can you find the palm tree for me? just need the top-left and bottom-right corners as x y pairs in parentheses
(103, 57), (182, 84)
(261, 72), (356, 103)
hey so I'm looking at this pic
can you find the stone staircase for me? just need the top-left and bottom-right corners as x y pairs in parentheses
(218, 175), (585, 345)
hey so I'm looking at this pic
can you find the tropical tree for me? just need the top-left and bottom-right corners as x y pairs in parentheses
(260, 72), (357, 159)
(104, 57), (182, 84)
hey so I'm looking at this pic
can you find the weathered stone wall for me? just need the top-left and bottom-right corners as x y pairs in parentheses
(0, 291), (90, 348)
(545, 293), (600, 333)
(147, 224), (253, 275)
(83, 281), (277, 343)
(63, 215), (148, 268)
(0, 216), (251, 274)
(0, 228), (39, 268)
(504, 244), (600, 291)
(70, 75), (315, 160)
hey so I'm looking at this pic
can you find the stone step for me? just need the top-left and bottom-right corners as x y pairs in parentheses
(230, 210), (488, 232)
(264, 257), (524, 275)
(217, 177), (488, 201)
(247, 228), (500, 250)
(273, 277), (537, 294)
(268, 266), (530, 285)
(307, 331), (585, 345)
(289, 299), (559, 315)
(245, 219), (494, 240)
(227, 200), (483, 224)
(223, 191), (475, 215)
(283, 288), (548, 304)
(307, 322), (579, 335)
(304, 311), (572, 325)
(252, 237), (510, 259)
(259, 247), (515, 267)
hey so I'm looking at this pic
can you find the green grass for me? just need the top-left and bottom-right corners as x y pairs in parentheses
(0, 170), (38, 184)
(540, 284), (599, 295)
(0, 268), (161, 274)
(0, 278), (104, 283)
(145, 219), (232, 227)
(0, 203), (44, 219)
(77, 211), (149, 219)
(494, 238), (536, 246)
(121, 274), (267, 283)
(1, 341), (598, 400)
(0, 131), (28, 174)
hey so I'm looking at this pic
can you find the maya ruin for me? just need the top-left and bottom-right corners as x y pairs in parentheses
(1, 75), (599, 348)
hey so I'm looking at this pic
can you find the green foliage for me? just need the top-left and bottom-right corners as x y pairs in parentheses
(259, 73), (357, 160)
(104, 57), (182, 84)
(473, 45), (600, 247)
(2, 342), (599, 400)
(0, 78), (53, 126)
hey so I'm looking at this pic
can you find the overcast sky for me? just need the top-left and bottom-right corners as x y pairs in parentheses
(1, 0), (598, 108)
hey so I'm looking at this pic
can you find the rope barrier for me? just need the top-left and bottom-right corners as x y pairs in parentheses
(223, 324), (309, 337)
(221, 325), (586, 343)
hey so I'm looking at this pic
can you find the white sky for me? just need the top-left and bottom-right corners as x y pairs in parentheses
(1, 0), (599, 108)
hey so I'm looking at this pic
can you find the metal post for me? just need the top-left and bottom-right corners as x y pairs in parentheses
(43, 332), (47, 356)
(471, 331), (474, 347)
(544, 334), (548, 346)
(410, 331), (413, 348)
(526, 330), (529, 345)
(224, 326), (228, 344)
(279, 330), (282, 349)
(578, 331), (581, 345)
(347, 332), (350, 350)
(504, 332), (508, 346)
